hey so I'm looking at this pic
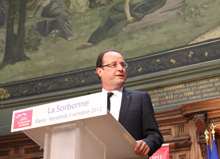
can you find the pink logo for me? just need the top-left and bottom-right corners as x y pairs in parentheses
(150, 144), (169, 159)
(13, 110), (33, 129)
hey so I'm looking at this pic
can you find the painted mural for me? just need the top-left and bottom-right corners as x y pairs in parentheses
(0, 0), (220, 100)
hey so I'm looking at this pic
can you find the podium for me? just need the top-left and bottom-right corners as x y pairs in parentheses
(11, 93), (147, 159)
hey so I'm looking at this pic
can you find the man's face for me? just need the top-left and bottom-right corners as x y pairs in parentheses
(97, 51), (127, 91)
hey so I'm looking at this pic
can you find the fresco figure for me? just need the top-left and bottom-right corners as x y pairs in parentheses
(89, 0), (113, 8)
(77, 0), (166, 49)
(69, 0), (90, 12)
(99, 0), (113, 5)
(30, 0), (75, 41)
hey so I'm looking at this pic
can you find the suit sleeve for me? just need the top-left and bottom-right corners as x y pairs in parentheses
(141, 92), (163, 156)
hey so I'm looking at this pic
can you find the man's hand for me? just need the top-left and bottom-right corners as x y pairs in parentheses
(134, 140), (150, 157)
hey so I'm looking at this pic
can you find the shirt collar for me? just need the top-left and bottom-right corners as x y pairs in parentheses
(102, 87), (123, 96)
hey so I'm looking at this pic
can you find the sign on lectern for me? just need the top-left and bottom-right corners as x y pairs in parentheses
(11, 92), (148, 159)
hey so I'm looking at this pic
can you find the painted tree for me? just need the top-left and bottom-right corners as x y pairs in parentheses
(1, 0), (29, 68)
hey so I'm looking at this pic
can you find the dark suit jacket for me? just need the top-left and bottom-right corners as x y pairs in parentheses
(118, 88), (163, 156)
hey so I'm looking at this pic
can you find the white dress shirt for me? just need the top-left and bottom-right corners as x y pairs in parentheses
(102, 88), (123, 120)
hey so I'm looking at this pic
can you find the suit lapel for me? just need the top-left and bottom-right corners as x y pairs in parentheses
(118, 88), (132, 124)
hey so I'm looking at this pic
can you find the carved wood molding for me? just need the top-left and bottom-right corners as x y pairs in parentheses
(155, 109), (188, 126)
(181, 98), (220, 116)
(155, 109), (192, 152)
(155, 98), (220, 158)
(0, 133), (43, 158)
(169, 140), (192, 150)
(193, 112), (207, 159)
(181, 97), (220, 158)
(0, 133), (35, 148)
(207, 110), (220, 135)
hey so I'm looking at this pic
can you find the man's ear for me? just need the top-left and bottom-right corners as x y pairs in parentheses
(96, 67), (102, 78)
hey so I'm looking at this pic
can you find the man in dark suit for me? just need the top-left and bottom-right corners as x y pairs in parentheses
(96, 50), (163, 157)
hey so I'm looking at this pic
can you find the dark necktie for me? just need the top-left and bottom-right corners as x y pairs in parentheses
(107, 92), (113, 111)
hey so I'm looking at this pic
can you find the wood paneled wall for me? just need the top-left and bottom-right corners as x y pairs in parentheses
(0, 133), (43, 159)
(0, 98), (220, 159)
(156, 98), (220, 159)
